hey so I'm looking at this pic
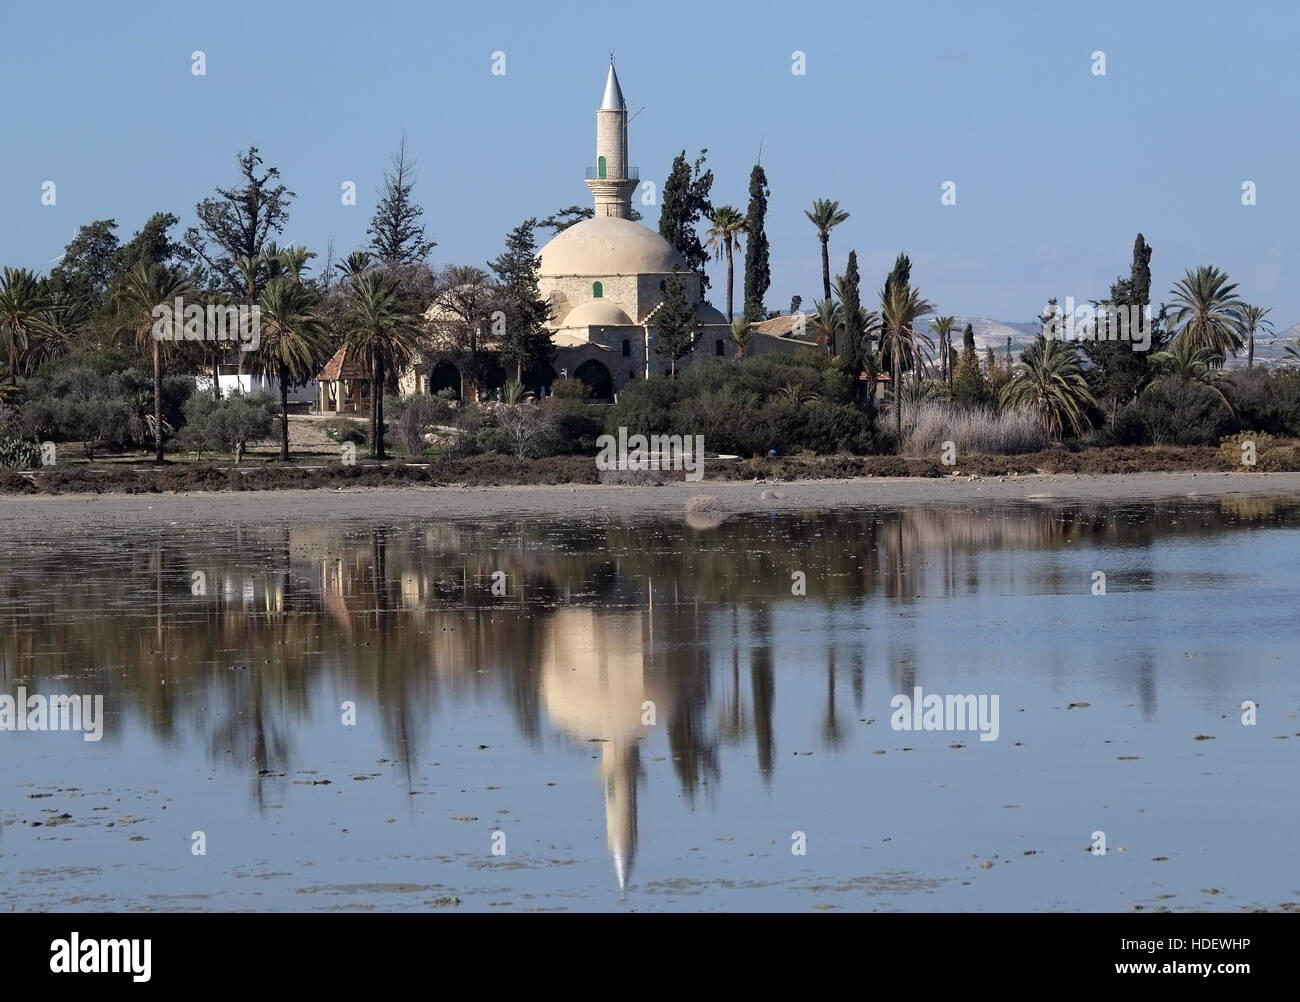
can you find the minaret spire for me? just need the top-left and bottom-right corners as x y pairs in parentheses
(587, 60), (636, 218)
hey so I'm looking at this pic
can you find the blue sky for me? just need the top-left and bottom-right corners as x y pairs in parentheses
(2, 0), (1297, 327)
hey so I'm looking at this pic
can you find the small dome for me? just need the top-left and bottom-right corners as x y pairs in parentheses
(697, 302), (727, 325)
(558, 299), (634, 328)
(539, 216), (689, 277)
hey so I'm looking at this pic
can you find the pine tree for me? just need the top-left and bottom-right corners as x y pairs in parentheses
(654, 271), (697, 376)
(657, 150), (714, 290)
(490, 219), (553, 385)
(743, 163), (771, 322)
(368, 134), (437, 267)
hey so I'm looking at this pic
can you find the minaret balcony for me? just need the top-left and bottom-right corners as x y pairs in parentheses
(585, 166), (639, 180)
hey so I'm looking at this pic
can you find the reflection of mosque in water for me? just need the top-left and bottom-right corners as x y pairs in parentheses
(6, 501), (1289, 889)
(539, 608), (658, 890)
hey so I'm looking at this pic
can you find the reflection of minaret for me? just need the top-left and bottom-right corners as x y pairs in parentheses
(603, 741), (639, 891)
(585, 56), (638, 219)
(539, 608), (660, 891)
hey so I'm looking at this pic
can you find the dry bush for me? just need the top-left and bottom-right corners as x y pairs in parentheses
(902, 401), (1047, 456)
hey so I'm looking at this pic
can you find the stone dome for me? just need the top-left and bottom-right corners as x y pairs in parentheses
(697, 302), (727, 325)
(558, 299), (635, 328)
(539, 216), (689, 277)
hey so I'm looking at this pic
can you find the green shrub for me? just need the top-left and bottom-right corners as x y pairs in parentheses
(1108, 377), (1232, 446)
(178, 392), (277, 463)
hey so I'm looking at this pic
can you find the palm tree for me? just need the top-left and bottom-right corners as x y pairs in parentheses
(1144, 338), (1235, 413)
(930, 316), (956, 390)
(804, 199), (850, 302)
(1284, 339), (1300, 365)
(115, 261), (194, 463)
(878, 283), (934, 440)
(1240, 304), (1273, 369)
(728, 317), (755, 359)
(345, 270), (419, 460)
(777, 383), (820, 406)
(335, 251), (372, 289)
(812, 298), (839, 357)
(1168, 265), (1245, 360)
(1000, 336), (1095, 440)
(279, 245), (317, 286)
(0, 267), (57, 386)
(705, 206), (746, 322)
(23, 290), (83, 375)
(252, 277), (331, 461)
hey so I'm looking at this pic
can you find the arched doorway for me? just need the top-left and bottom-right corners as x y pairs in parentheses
(431, 361), (461, 398)
(481, 359), (507, 399)
(523, 362), (557, 398)
(574, 359), (613, 401)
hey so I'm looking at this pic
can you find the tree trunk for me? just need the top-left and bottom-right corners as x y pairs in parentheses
(820, 235), (831, 302)
(893, 350), (902, 446)
(212, 347), (222, 401)
(946, 335), (953, 394)
(368, 349), (379, 455)
(1248, 330), (1255, 369)
(279, 363), (290, 462)
(374, 356), (386, 460)
(153, 340), (164, 464)
(726, 243), (734, 322)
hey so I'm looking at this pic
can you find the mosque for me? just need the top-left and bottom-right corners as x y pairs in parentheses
(363, 58), (803, 408)
(528, 59), (735, 399)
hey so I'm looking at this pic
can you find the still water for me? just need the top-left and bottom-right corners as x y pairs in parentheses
(2, 497), (1298, 911)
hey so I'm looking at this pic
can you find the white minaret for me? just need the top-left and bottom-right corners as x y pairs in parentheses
(585, 56), (637, 219)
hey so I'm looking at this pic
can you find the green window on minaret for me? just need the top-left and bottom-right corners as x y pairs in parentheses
(593, 281), (603, 298)
(598, 156), (607, 178)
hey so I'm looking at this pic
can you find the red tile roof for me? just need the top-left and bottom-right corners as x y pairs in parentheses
(317, 345), (369, 382)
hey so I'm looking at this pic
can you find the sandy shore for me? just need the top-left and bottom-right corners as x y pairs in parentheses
(0, 471), (1298, 533)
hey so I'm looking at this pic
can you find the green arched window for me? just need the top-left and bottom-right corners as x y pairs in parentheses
(597, 156), (607, 179)
(593, 281), (603, 298)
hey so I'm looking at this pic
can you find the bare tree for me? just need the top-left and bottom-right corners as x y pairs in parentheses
(496, 402), (552, 457)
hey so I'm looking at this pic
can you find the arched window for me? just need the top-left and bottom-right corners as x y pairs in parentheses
(593, 281), (603, 299)
(715, 339), (725, 357)
(597, 156), (607, 179)
(621, 339), (630, 357)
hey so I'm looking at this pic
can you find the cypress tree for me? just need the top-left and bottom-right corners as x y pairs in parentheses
(840, 250), (864, 381)
(1082, 233), (1161, 408)
(658, 151), (714, 291)
(742, 163), (770, 322)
